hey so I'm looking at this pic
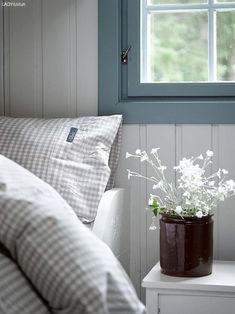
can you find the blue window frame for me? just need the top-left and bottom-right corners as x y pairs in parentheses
(98, 0), (235, 123)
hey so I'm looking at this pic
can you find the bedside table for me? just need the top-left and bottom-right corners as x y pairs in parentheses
(142, 260), (235, 314)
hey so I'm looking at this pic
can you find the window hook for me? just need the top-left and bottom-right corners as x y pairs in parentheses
(121, 45), (132, 64)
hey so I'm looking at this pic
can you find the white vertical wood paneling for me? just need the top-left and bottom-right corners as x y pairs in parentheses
(146, 125), (175, 272)
(180, 125), (212, 158)
(32, 0), (43, 118)
(115, 125), (142, 296)
(139, 125), (147, 301)
(179, 125), (219, 258)
(0, 1), (3, 115)
(3, 0), (98, 118)
(212, 124), (220, 259)
(2, 5), (9, 116)
(42, 0), (77, 118)
(218, 125), (235, 260)
(4, 0), (42, 117)
(76, 0), (98, 116)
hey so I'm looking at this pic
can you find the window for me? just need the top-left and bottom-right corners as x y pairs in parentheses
(141, 0), (235, 84)
(99, 0), (235, 123)
(128, 0), (235, 96)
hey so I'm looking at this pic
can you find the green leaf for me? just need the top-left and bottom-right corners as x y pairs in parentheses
(153, 207), (159, 217)
(152, 197), (159, 208)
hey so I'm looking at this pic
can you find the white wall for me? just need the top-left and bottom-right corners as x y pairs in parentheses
(0, 2), (3, 115)
(3, 0), (97, 118)
(1, 0), (235, 301)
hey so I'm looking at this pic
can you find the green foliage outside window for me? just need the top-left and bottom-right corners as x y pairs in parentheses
(148, 9), (235, 82)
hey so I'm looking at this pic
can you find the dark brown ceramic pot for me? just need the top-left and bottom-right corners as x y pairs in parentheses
(160, 213), (213, 277)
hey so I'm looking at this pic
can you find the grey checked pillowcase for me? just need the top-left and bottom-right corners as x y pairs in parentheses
(0, 155), (146, 314)
(0, 252), (50, 314)
(0, 115), (122, 223)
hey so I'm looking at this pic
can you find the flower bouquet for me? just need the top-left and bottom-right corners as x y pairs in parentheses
(127, 148), (235, 276)
(127, 148), (235, 227)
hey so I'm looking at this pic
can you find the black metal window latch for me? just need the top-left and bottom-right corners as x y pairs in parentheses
(121, 45), (132, 64)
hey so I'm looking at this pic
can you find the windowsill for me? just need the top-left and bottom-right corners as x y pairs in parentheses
(99, 99), (235, 124)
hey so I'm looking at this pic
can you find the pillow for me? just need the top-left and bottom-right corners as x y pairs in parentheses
(0, 155), (146, 314)
(0, 115), (122, 223)
(106, 123), (122, 190)
(0, 252), (50, 314)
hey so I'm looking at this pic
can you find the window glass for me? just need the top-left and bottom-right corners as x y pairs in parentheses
(216, 0), (235, 2)
(145, 12), (208, 83)
(217, 10), (235, 81)
(148, 0), (207, 4)
(141, 0), (235, 84)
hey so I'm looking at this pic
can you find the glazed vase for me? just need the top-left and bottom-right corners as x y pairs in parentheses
(159, 213), (213, 277)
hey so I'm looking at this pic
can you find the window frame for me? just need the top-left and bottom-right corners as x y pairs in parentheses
(98, 0), (235, 123)
(141, 0), (235, 84)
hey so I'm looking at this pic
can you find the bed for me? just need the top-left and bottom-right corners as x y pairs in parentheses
(0, 115), (145, 314)
(93, 188), (130, 273)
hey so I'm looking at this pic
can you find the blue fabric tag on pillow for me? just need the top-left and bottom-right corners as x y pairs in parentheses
(66, 127), (78, 143)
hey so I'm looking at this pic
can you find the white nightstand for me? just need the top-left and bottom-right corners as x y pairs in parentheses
(142, 260), (235, 314)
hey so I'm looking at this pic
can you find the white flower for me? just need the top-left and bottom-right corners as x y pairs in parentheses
(151, 148), (160, 154)
(175, 206), (182, 214)
(185, 199), (191, 205)
(183, 191), (191, 198)
(206, 150), (214, 157)
(222, 169), (228, 175)
(126, 148), (235, 222)
(148, 194), (156, 206)
(196, 211), (203, 218)
(127, 170), (132, 180)
(175, 158), (193, 171)
(224, 179), (235, 191)
(149, 217), (157, 230)
(228, 179), (235, 187)
(206, 189), (214, 195)
(140, 152), (149, 162)
(204, 206), (210, 215)
(153, 181), (163, 190)
(126, 152), (132, 159)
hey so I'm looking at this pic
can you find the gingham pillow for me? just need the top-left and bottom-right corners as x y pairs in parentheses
(0, 252), (50, 314)
(0, 155), (146, 314)
(0, 115), (122, 223)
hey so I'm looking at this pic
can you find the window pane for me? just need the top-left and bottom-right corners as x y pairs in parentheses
(146, 12), (208, 83)
(217, 10), (235, 81)
(148, 0), (207, 4)
(216, 0), (235, 2)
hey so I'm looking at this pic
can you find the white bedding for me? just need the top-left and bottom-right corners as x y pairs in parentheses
(0, 155), (146, 314)
(93, 188), (130, 273)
